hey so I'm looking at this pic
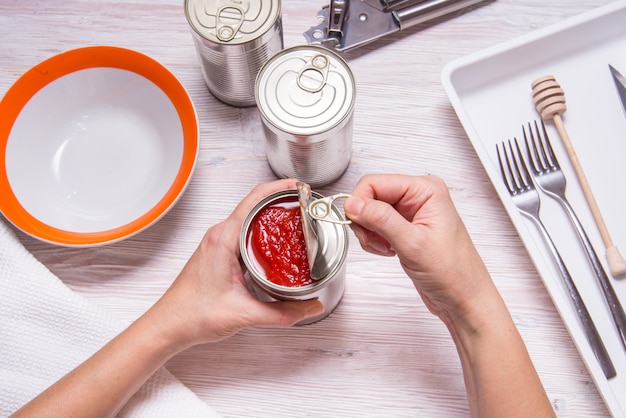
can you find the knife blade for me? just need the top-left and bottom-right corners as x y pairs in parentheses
(303, 0), (488, 52)
(609, 64), (626, 115)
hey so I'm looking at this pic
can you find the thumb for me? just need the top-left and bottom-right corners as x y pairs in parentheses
(254, 299), (325, 327)
(344, 196), (413, 251)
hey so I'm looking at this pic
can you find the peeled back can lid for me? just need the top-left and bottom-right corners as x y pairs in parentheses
(255, 45), (356, 136)
(185, 0), (281, 44)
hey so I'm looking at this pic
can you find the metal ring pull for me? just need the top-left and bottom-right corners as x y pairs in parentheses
(308, 193), (352, 225)
(215, 4), (245, 41)
(296, 54), (330, 93)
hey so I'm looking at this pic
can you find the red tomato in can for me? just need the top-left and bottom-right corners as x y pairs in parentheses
(249, 199), (312, 287)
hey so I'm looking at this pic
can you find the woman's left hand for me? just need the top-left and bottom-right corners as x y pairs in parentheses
(149, 178), (325, 350)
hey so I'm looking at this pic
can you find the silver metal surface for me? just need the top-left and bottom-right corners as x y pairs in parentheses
(185, 0), (283, 106)
(609, 64), (626, 116)
(496, 138), (616, 379)
(240, 189), (349, 325)
(304, 0), (487, 52)
(297, 182), (319, 276)
(255, 45), (355, 187)
(523, 120), (626, 352)
(308, 193), (352, 225)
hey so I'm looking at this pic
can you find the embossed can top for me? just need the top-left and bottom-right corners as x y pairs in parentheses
(255, 45), (356, 136)
(185, 0), (281, 44)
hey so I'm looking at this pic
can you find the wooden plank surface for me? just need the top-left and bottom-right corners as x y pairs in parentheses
(0, 0), (617, 416)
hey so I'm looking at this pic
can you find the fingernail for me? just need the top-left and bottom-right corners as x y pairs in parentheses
(351, 225), (366, 242)
(367, 239), (392, 254)
(344, 196), (365, 217)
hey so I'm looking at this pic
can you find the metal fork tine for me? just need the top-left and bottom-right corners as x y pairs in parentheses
(506, 140), (521, 190)
(525, 120), (560, 173)
(506, 140), (523, 191)
(538, 119), (560, 170)
(510, 138), (532, 190)
(497, 138), (531, 194)
(533, 121), (549, 171)
(496, 142), (514, 194)
(524, 122), (542, 173)
(504, 141), (519, 191)
(534, 121), (549, 168)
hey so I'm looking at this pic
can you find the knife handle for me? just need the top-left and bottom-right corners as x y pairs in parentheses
(393, 0), (486, 30)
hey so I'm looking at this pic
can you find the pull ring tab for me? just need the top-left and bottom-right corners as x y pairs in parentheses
(308, 193), (352, 225)
(216, 4), (245, 41)
(297, 53), (330, 93)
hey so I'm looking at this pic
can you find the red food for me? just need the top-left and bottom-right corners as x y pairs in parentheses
(249, 201), (312, 287)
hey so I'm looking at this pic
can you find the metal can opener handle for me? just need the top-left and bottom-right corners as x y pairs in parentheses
(304, 0), (487, 52)
(308, 193), (352, 225)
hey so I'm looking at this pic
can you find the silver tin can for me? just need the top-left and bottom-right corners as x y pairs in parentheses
(255, 45), (356, 187)
(240, 189), (348, 325)
(184, 0), (283, 107)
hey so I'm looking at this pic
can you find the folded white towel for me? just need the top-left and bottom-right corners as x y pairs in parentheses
(0, 219), (220, 417)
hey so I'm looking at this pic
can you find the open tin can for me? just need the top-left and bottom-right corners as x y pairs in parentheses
(184, 0), (283, 107)
(255, 45), (356, 186)
(240, 189), (348, 325)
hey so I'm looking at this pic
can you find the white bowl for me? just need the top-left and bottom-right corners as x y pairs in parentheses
(0, 46), (199, 246)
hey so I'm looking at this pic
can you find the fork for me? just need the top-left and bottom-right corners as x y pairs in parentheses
(524, 120), (626, 353)
(496, 138), (616, 379)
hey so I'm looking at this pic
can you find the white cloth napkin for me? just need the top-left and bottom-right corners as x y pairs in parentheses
(0, 219), (220, 417)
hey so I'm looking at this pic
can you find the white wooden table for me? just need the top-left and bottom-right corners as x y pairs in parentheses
(0, 0), (617, 416)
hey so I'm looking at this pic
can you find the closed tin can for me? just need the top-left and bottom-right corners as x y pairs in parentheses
(240, 189), (348, 325)
(255, 45), (356, 187)
(184, 0), (283, 107)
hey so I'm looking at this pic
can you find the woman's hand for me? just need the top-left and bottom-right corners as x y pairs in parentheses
(149, 178), (325, 350)
(12, 179), (324, 418)
(343, 174), (492, 324)
(344, 174), (554, 418)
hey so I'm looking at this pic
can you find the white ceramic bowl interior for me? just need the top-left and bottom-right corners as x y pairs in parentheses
(0, 46), (198, 246)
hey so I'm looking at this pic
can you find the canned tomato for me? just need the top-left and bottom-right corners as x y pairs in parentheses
(255, 45), (356, 187)
(240, 189), (348, 325)
(184, 0), (283, 107)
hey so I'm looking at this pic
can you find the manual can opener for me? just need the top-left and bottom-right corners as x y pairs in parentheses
(304, 0), (488, 52)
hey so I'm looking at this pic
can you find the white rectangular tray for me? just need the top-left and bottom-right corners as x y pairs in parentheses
(442, 1), (626, 416)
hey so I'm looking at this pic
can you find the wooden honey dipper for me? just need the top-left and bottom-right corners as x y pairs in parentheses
(532, 75), (626, 277)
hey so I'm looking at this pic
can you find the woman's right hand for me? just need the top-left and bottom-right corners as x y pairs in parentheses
(344, 174), (555, 418)
(343, 174), (496, 326)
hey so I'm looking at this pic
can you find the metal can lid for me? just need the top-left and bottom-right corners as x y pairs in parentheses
(240, 189), (348, 294)
(255, 45), (356, 136)
(185, 0), (280, 44)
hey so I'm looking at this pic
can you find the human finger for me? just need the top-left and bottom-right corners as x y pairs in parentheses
(229, 178), (299, 226)
(216, 179), (300, 254)
(344, 194), (415, 254)
(250, 299), (326, 328)
(349, 174), (447, 222)
(349, 222), (396, 257)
